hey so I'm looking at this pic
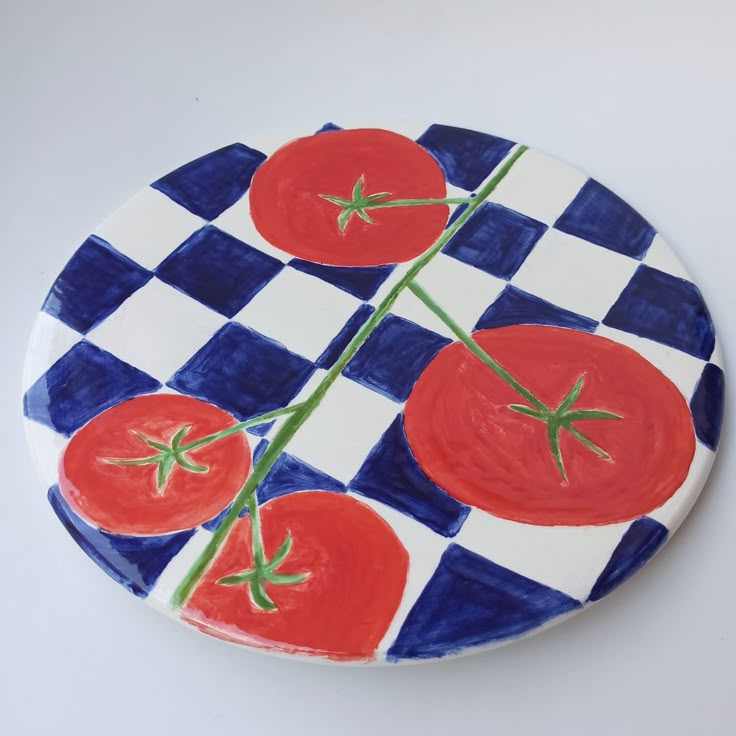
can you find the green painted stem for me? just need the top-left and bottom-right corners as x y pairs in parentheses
(169, 144), (529, 610)
(365, 197), (471, 208)
(247, 492), (265, 567)
(244, 490), (274, 610)
(406, 281), (547, 411)
(179, 403), (305, 452)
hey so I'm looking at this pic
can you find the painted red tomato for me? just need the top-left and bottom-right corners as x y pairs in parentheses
(249, 128), (449, 266)
(404, 325), (695, 526)
(182, 491), (409, 661)
(59, 394), (250, 535)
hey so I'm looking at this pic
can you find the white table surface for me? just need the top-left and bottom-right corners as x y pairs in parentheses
(2, 2), (734, 734)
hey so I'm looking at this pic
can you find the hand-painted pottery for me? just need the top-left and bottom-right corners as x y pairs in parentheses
(23, 122), (724, 663)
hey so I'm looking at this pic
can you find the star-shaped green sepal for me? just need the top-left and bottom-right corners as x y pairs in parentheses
(508, 375), (621, 481)
(101, 425), (209, 494)
(319, 176), (391, 232)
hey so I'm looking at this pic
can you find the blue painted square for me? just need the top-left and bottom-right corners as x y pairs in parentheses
(168, 322), (314, 422)
(252, 438), (269, 463)
(588, 517), (668, 602)
(257, 450), (346, 504)
(152, 142), (266, 221)
(343, 314), (451, 402)
(289, 259), (394, 300)
(388, 544), (581, 661)
(201, 505), (232, 532)
(445, 198), (473, 227)
(554, 179), (656, 259)
(417, 124), (515, 191)
(443, 202), (546, 279)
(350, 415), (469, 537)
(316, 304), (375, 370)
(315, 122), (342, 133)
(48, 485), (195, 598)
(690, 363), (725, 450)
(155, 225), (283, 317)
(246, 420), (274, 437)
(23, 341), (160, 436)
(603, 265), (716, 360)
(99, 531), (194, 596)
(474, 285), (598, 332)
(42, 235), (152, 333)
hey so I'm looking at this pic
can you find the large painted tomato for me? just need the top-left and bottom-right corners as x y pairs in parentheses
(404, 325), (695, 526)
(59, 394), (250, 535)
(249, 128), (449, 266)
(182, 491), (409, 661)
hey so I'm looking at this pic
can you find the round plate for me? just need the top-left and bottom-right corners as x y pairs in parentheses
(22, 122), (725, 663)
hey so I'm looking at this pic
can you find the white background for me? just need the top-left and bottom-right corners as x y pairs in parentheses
(2, 2), (734, 734)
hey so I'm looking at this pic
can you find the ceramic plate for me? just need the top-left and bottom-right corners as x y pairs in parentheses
(23, 122), (725, 664)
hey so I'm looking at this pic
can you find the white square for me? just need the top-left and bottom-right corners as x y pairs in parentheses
(94, 187), (204, 270)
(594, 324), (706, 400)
(211, 190), (292, 264)
(488, 148), (588, 225)
(453, 508), (631, 602)
(392, 252), (507, 335)
(710, 339), (725, 370)
(347, 493), (452, 658)
(284, 376), (400, 484)
(642, 233), (692, 281)
(368, 260), (415, 308)
(23, 418), (66, 489)
(23, 312), (82, 391)
(86, 279), (227, 382)
(511, 228), (639, 320)
(234, 267), (361, 361)
(389, 289), (456, 340)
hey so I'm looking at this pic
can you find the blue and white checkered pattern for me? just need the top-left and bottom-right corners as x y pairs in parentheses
(23, 123), (725, 662)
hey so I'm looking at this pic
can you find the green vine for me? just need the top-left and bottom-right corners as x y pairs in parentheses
(154, 141), (623, 612)
(169, 144), (529, 611)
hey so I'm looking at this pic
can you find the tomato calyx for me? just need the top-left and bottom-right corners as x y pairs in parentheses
(319, 175), (471, 233)
(216, 490), (309, 611)
(101, 425), (209, 494)
(217, 530), (309, 611)
(319, 176), (392, 232)
(508, 374), (622, 481)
